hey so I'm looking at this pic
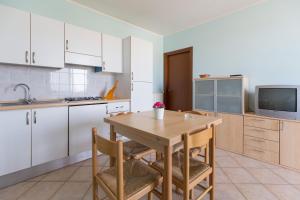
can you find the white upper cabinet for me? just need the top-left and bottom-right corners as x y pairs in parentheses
(31, 14), (64, 68)
(131, 37), (153, 82)
(102, 34), (122, 73)
(0, 5), (30, 65)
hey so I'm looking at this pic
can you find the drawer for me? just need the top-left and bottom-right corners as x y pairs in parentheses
(244, 136), (279, 153)
(244, 126), (279, 141)
(244, 145), (279, 164)
(107, 102), (130, 114)
(244, 116), (279, 131)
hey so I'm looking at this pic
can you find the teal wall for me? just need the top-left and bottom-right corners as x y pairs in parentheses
(164, 0), (300, 110)
(0, 0), (163, 92)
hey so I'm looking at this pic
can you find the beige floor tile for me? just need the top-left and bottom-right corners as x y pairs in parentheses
(222, 168), (258, 183)
(69, 167), (92, 181)
(50, 182), (91, 200)
(232, 155), (269, 168)
(41, 166), (78, 182)
(18, 182), (64, 200)
(216, 149), (229, 157)
(26, 174), (48, 182)
(216, 156), (240, 168)
(266, 185), (300, 200)
(247, 168), (287, 184)
(215, 183), (246, 200)
(236, 184), (278, 200)
(271, 168), (300, 184)
(0, 182), (36, 200)
(82, 185), (108, 200)
(216, 168), (231, 183)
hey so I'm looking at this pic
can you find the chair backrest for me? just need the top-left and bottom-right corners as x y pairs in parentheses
(182, 125), (215, 185)
(92, 128), (124, 199)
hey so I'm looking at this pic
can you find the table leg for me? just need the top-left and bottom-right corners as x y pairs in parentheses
(163, 145), (172, 200)
(110, 125), (117, 167)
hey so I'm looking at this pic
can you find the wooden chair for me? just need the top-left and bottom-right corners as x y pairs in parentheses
(111, 112), (156, 161)
(152, 125), (216, 200)
(92, 128), (162, 200)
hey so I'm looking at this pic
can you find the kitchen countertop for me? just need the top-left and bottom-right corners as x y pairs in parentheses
(0, 99), (130, 111)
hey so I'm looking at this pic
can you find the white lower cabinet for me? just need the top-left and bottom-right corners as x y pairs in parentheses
(0, 110), (31, 176)
(32, 107), (68, 166)
(69, 104), (108, 156)
(131, 82), (153, 112)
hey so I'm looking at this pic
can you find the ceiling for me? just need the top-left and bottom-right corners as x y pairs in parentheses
(71, 0), (266, 35)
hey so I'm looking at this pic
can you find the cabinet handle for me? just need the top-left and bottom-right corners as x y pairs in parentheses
(280, 121), (284, 131)
(131, 72), (134, 80)
(131, 83), (133, 91)
(250, 148), (264, 153)
(250, 138), (265, 143)
(66, 40), (69, 50)
(250, 128), (265, 133)
(32, 52), (36, 64)
(26, 112), (30, 125)
(25, 51), (29, 63)
(33, 111), (37, 124)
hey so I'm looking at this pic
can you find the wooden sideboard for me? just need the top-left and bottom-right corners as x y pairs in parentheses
(196, 109), (300, 171)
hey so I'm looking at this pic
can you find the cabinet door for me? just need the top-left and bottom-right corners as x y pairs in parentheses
(102, 34), (122, 73)
(131, 82), (153, 112)
(32, 107), (68, 166)
(280, 121), (300, 169)
(216, 113), (244, 154)
(0, 110), (31, 176)
(0, 5), (30, 65)
(131, 37), (153, 82)
(31, 14), (64, 68)
(194, 80), (215, 112)
(65, 23), (101, 57)
(69, 104), (107, 156)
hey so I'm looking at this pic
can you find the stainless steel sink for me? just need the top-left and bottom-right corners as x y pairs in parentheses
(0, 99), (65, 107)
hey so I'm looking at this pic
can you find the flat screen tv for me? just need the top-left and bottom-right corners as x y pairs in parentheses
(255, 86), (300, 120)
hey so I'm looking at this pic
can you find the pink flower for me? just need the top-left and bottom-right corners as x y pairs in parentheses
(153, 102), (165, 109)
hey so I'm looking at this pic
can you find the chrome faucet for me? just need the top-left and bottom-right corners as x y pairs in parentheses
(13, 83), (33, 104)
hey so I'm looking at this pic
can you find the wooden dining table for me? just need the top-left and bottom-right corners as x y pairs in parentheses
(104, 110), (222, 200)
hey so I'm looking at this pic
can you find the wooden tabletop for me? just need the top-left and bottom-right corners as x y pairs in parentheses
(104, 110), (222, 146)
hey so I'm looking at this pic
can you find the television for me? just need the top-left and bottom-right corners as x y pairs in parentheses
(255, 86), (300, 120)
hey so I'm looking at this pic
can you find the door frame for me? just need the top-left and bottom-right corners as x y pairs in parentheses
(164, 47), (193, 110)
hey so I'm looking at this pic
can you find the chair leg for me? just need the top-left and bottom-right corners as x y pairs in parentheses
(189, 189), (194, 200)
(184, 188), (189, 200)
(209, 173), (214, 200)
(148, 192), (153, 200)
(93, 178), (98, 200)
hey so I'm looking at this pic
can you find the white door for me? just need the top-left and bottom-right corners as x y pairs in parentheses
(65, 23), (102, 57)
(131, 37), (153, 82)
(32, 107), (68, 166)
(0, 5), (30, 65)
(31, 14), (64, 68)
(0, 110), (31, 176)
(131, 82), (153, 112)
(102, 34), (122, 73)
(69, 104), (107, 156)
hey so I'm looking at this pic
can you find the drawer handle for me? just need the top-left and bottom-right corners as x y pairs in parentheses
(249, 118), (265, 122)
(250, 148), (264, 153)
(250, 138), (265, 143)
(250, 128), (266, 133)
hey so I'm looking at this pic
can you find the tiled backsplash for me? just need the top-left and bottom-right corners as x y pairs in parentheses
(0, 63), (115, 101)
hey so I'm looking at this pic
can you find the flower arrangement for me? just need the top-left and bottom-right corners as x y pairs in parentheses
(153, 102), (165, 109)
(153, 102), (165, 120)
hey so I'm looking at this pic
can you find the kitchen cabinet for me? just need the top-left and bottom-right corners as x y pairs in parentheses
(0, 5), (30, 65)
(116, 36), (154, 112)
(216, 113), (244, 154)
(102, 34), (122, 73)
(32, 107), (68, 166)
(0, 110), (31, 176)
(280, 120), (300, 169)
(65, 23), (102, 67)
(31, 14), (64, 68)
(69, 104), (107, 155)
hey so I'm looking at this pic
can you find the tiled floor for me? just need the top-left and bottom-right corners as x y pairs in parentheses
(2, 149), (300, 200)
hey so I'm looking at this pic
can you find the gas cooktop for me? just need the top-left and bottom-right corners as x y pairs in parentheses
(64, 96), (102, 102)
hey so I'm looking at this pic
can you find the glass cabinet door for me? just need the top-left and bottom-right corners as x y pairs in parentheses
(217, 79), (242, 114)
(194, 80), (215, 112)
